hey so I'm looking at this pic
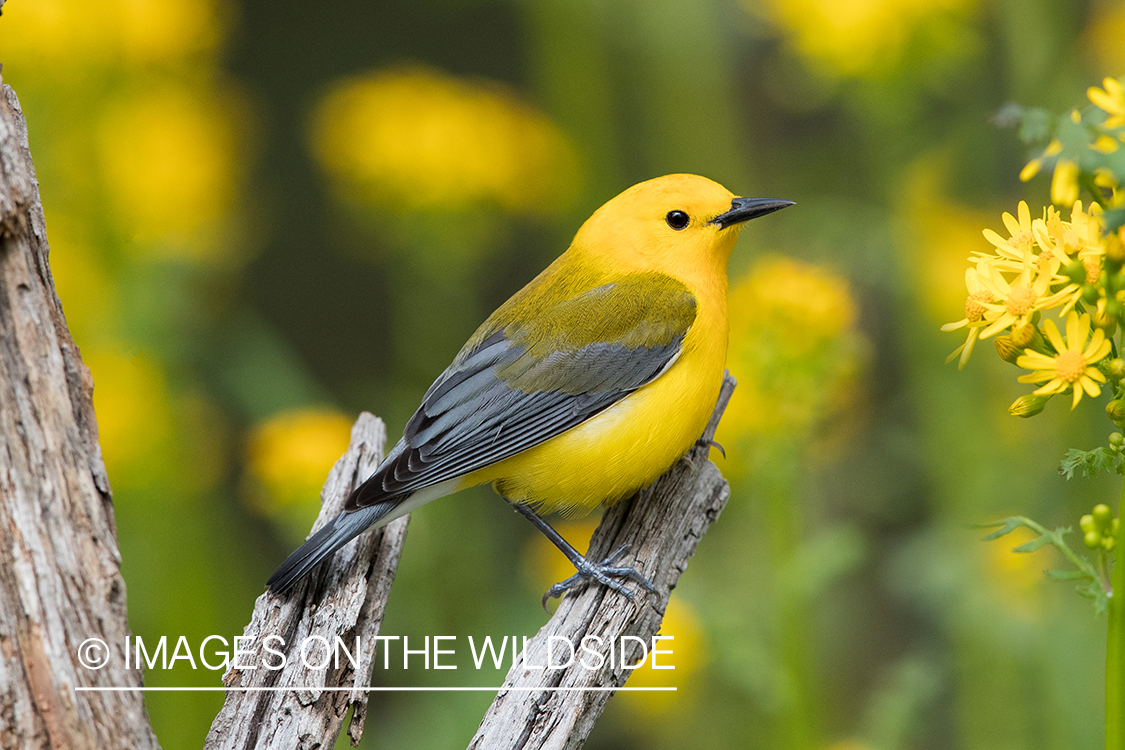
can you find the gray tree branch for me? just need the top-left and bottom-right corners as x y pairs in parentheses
(0, 77), (160, 749)
(204, 413), (409, 749)
(467, 374), (735, 750)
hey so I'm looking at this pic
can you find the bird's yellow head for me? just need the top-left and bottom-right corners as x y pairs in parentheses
(570, 174), (793, 276)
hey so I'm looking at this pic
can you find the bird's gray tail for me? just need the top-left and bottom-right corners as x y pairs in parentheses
(266, 500), (399, 594)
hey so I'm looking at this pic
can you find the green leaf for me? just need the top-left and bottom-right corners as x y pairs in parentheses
(1019, 107), (1053, 143)
(1013, 535), (1058, 553)
(1043, 569), (1089, 581)
(979, 517), (1026, 541)
(1059, 446), (1124, 479)
(1105, 206), (1125, 235)
(979, 516), (1110, 614)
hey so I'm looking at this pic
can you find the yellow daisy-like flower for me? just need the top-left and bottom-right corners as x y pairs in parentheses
(976, 255), (1072, 338)
(941, 266), (993, 369)
(1016, 312), (1112, 409)
(981, 200), (1036, 259)
(1031, 201), (1105, 318)
(1088, 77), (1125, 129)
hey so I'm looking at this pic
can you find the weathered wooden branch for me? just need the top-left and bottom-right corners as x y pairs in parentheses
(204, 413), (409, 749)
(210, 375), (733, 749)
(0, 78), (160, 748)
(468, 374), (734, 750)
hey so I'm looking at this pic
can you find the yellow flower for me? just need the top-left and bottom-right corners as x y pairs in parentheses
(749, 0), (975, 78)
(718, 257), (863, 448)
(1051, 159), (1080, 207)
(97, 85), (244, 260)
(245, 407), (354, 515)
(1016, 312), (1111, 409)
(975, 256), (1071, 339)
(981, 200), (1036, 259)
(310, 67), (578, 215)
(941, 267), (993, 369)
(1088, 77), (1125, 129)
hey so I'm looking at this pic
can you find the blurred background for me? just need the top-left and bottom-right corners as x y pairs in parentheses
(1, 0), (1123, 747)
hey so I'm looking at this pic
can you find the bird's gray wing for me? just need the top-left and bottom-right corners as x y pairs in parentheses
(345, 273), (697, 510)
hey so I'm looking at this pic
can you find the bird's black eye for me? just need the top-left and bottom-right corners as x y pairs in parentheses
(665, 210), (690, 230)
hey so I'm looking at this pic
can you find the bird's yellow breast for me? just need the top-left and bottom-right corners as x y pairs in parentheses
(461, 273), (728, 515)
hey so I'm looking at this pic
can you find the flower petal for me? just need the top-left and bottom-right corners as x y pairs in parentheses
(1042, 318), (1066, 352)
(1017, 351), (1057, 369)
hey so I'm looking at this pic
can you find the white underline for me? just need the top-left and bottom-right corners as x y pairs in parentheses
(76, 686), (676, 692)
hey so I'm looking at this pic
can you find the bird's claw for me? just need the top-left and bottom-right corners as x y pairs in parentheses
(695, 437), (726, 458)
(541, 544), (657, 609)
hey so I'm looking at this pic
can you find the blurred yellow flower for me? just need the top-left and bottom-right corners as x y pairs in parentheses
(1087, 5), (1125, 77)
(86, 347), (175, 483)
(717, 257), (863, 459)
(0, 0), (222, 68)
(245, 407), (354, 515)
(750, 0), (975, 77)
(983, 525), (1044, 616)
(97, 86), (244, 260)
(619, 596), (708, 720)
(1088, 76), (1125, 129)
(310, 67), (579, 215)
(1016, 312), (1111, 409)
(1050, 158), (1080, 207)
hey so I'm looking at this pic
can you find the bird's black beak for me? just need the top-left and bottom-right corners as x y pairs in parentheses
(709, 197), (795, 229)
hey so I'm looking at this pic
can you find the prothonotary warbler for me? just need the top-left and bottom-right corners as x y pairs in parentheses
(267, 174), (792, 601)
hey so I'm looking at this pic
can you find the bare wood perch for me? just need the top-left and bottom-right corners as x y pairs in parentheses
(468, 374), (734, 750)
(0, 78), (159, 748)
(204, 412), (408, 749)
(209, 376), (733, 749)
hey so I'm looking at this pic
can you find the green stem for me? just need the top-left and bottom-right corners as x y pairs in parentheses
(1108, 482), (1125, 750)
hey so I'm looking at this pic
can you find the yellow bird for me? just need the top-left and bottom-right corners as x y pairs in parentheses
(268, 174), (792, 600)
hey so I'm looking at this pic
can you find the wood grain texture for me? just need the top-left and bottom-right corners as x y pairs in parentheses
(204, 412), (409, 749)
(467, 374), (735, 750)
(0, 78), (160, 749)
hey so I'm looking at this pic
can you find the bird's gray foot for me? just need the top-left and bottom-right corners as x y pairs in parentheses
(542, 543), (657, 608)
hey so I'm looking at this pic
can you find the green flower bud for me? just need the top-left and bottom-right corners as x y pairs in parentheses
(1106, 300), (1125, 323)
(1093, 503), (1114, 528)
(1111, 431), (1125, 447)
(1080, 514), (1097, 534)
(1107, 402), (1125, 424)
(1094, 309), (1119, 335)
(1063, 259), (1087, 285)
(1009, 322), (1035, 348)
(994, 335), (1022, 364)
(1082, 284), (1101, 304)
(1106, 536), (1117, 551)
(1108, 359), (1125, 380)
(1009, 394), (1049, 418)
(1085, 530), (1102, 549)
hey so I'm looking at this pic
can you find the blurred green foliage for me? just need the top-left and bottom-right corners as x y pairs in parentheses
(1, 0), (1124, 747)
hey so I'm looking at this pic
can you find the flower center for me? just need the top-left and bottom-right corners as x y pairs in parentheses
(965, 290), (991, 321)
(1055, 350), (1086, 383)
(1084, 256), (1102, 284)
(1005, 285), (1037, 316)
(1012, 230), (1034, 251)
